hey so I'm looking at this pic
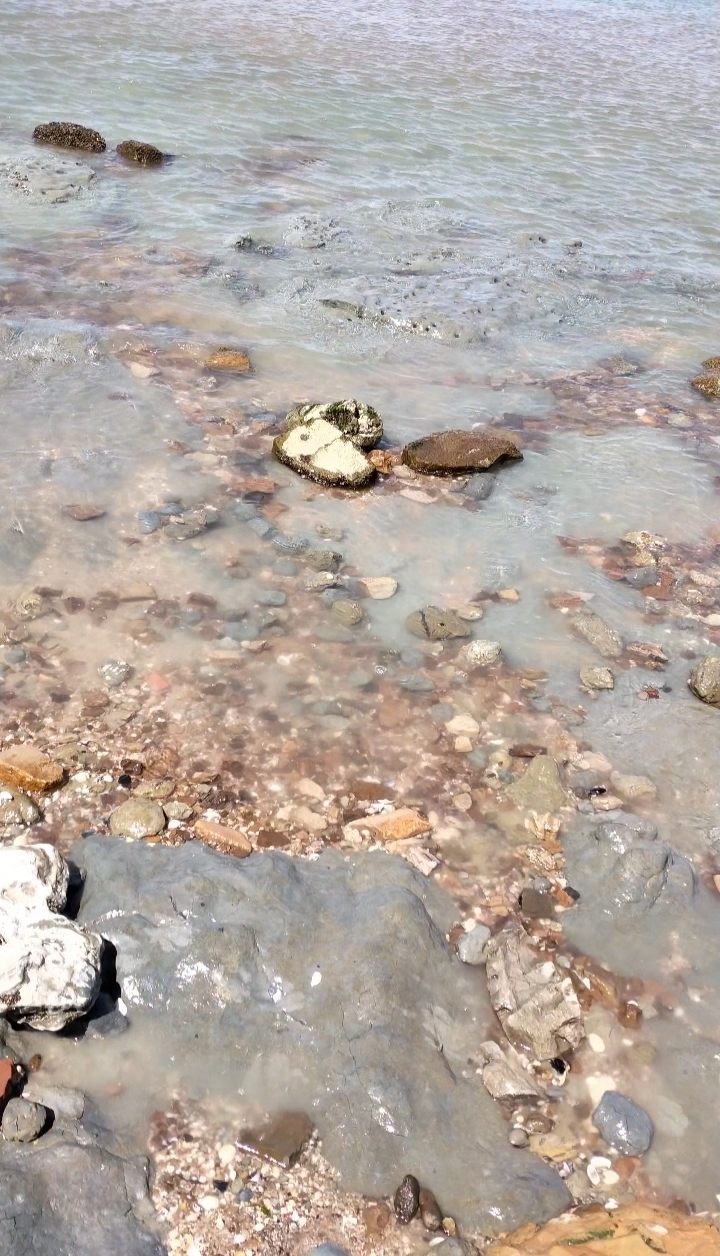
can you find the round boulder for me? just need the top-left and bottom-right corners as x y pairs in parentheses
(689, 655), (720, 705)
(109, 798), (165, 840)
(117, 140), (164, 166)
(1, 1097), (46, 1143)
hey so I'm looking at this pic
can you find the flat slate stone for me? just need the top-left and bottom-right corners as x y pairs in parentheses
(402, 429), (522, 475)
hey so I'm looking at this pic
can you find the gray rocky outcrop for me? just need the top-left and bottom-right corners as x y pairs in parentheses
(0, 1133), (164, 1255)
(0, 846), (103, 1030)
(72, 836), (570, 1232)
(0, 153), (96, 203)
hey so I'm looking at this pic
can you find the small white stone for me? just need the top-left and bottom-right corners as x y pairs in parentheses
(445, 713), (480, 736)
(460, 640), (501, 668)
(199, 1194), (220, 1210)
(218, 1144), (236, 1166)
(454, 736), (473, 753)
(310, 970), (322, 987)
(129, 361), (158, 379)
(358, 576), (398, 600)
(297, 778), (325, 801)
(588, 1033), (606, 1054)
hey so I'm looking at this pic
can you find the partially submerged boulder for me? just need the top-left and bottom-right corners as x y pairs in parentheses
(405, 607), (472, 640)
(32, 122), (106, 153)
(570, 610), (623, 658)
(273, 418), (375, 488)
(691, 373), (720, 399)
(116, 140), (164, 166)
(689, 655), (720, 705)
(205, 347), (252, 373)
(402, 429), (522, 475)
(284, 400), (382, 450)
(0, 846), (103, 1031)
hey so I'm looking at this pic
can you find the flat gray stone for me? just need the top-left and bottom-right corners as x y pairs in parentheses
(506, 755), (573, 813)
(457, 925), (491, 965)
(71, 837), (570, 1232)
(571, 611), (623, 659)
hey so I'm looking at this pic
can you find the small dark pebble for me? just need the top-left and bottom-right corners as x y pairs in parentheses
(394, 1174), (420, 1224)
(118, 774), (132, 789)
(565, 886), (581, 901)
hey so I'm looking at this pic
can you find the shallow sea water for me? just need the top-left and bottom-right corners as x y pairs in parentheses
(2, 0), (720, 1232)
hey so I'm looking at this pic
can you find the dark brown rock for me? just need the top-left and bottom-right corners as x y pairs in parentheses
(419, 1187), (444, 1231)
(394, 1173), (420, 1224)
(402, 429), (522, 475)
(62, 504), (106, 521)
(519, 888), (556, 919)
(116, 140), (164, 166)
(691, 373), (720, 399)
(237, 1110), (313, 1167)
(33, 122), (106, 153)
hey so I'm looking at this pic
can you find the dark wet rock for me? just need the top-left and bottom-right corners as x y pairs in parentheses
(256, 589), (286, 607)
(570, 611), (623, 659)
(457, 925), (491, 965)
(519, 888), (555, 919)
(0, 1132), (163, 1254)
(506, 755), (573, 813)
(485, 924), (584, 1060)
(402, 429), (522, 475)
(72, 837), (571, 1231)
(691, 373), (720, 399)
(419, 1187), (444, 1231)
(137, 509), (162, 534)
(284, 400), (382, 450)
(592, 1091), (653, 1155)
(108, 798), (165, 839)
(1, 1098), (46, 1143)
(274, 420), (375, 488)
(0, 153), (96, 203)
(623, 566), (660, 589)
(116, 140), (164, 166)
(464, 474), (496, 501)
(689, 656), (720, 706)
(237, 1111), (313, 1167)
(32, 122), (106, 152)
(234, 236), (275, 255)
(164, 505), (219, 541)
(406, 607), (472, 640)
(85, 992), (129, 1039)
(273, 534), (308, 554)
(394, 1173), (420, 1223)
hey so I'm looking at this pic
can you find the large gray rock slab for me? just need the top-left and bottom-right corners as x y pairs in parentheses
(72, 837), (570, 1232)
(0, 1134), (163, 1256)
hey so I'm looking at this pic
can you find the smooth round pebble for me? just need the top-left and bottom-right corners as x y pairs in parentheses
(509, 1126), (529, 1148)
(109, 798), (166, 839)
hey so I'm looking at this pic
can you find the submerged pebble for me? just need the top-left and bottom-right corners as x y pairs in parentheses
(592, 1090), (654, 1156)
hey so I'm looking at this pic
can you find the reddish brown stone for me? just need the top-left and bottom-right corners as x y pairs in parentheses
(402, 429), (522, 475)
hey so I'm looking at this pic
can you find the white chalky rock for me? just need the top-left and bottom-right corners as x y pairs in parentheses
(0, 845), (103, 1031)
(273, 418), (375, 488)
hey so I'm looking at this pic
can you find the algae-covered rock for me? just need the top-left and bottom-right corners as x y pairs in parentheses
(689, 655), (720, 705)
(405, 607), (473, 640)
(691, 373), (720, 399)
(205, 347), (252, 373)
(284, 400), (382, 450)
(702, 355), (720, 370)
(116, 140), (164, 166)
(273, 419), (375, 488)
(402, 429), (522, 475)
(32, 122), (106, 153)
